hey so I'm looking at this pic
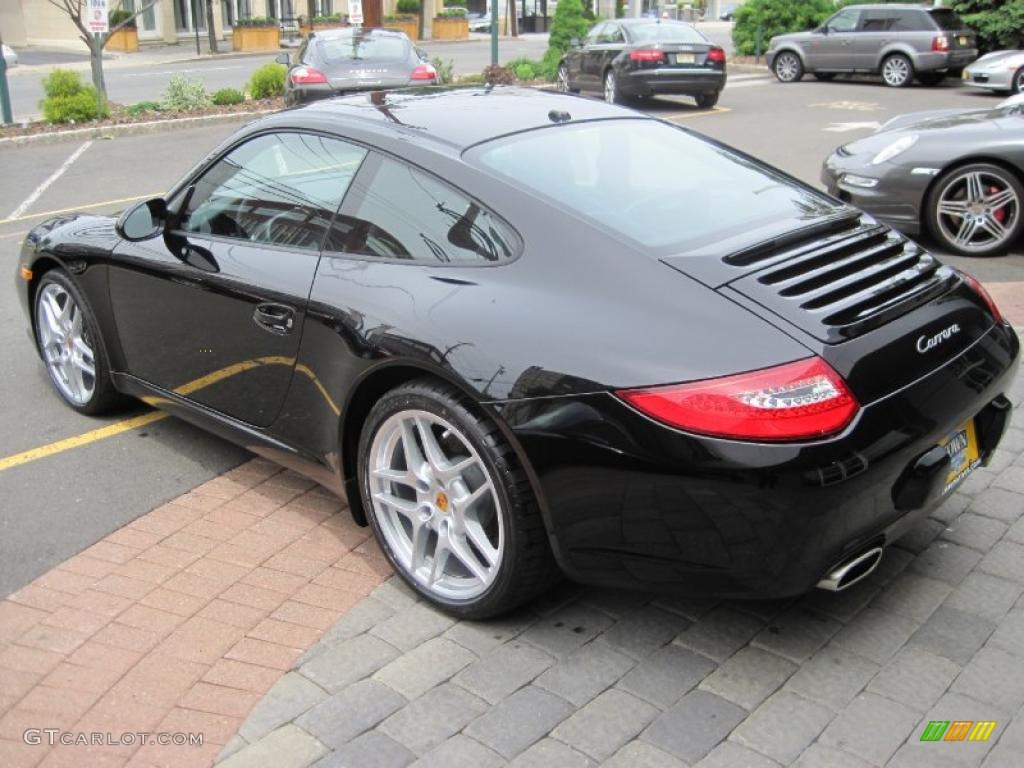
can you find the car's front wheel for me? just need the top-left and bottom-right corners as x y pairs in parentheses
(34, 270), (119, 415)
(926, 163), (1024, 257)
(773, 52), (803, 83)
(881, 54), (914, 87)
(695, 91), (720, 109)
(358, 379), (555, 618)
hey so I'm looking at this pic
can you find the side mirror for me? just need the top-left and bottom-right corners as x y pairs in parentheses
(819, 25), (830, 35)
(117, 198), (166, 241)
(275, 53), (291, 65)
(569, 37), (581, 48)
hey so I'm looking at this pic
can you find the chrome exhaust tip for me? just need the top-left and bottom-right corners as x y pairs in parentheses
(817, 547), (883, 592)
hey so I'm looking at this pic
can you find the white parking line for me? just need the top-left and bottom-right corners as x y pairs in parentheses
(729, 73), (771, 82)
(726, 78), (773, 89)
(8, 140), (94, 220)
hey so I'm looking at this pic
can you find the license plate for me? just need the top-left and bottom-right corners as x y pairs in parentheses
(674, 53), (695, 65)
(959, 36), (968, 46)
(941, 419), (980, 494)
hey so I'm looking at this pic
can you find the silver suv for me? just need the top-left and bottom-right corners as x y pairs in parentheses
(767, 4), (977, 87)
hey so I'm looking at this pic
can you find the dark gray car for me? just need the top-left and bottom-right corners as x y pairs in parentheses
(768, 4), (977, 87)
(821, 99), (1024, 256)
(281, 28), (436, 106)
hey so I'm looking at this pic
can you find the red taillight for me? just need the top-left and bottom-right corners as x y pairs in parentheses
(617, 357), (859, 442)
(959, 271), (1004, 324)
(629, 49), (665, 62)
(410, 64), (437, 81)
(932, 35), (950, 52)
(290, 66), (328, 85)
(707, 47), (726, 64)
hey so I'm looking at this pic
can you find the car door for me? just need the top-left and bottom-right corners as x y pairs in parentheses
(108, 131), (368, 427)
(810, 7), (862, 71)
(578, 23), (610, 90)
(854, 10), (896, 72)
(598, 23), (627, 76)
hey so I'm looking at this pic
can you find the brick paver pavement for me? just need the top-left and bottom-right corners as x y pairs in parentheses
(0, 460), (394, 768)
(218, 345), (1024, 767)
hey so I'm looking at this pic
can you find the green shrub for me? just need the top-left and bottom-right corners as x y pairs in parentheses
(951, 0), (1024, 54)
(396, 0), (421, 15)
(127, 100), (161, 116)
(108, 8), (137, 28)
(732, 0), (835, 57)
(311, 13), (343, 23)
(248, 62), (287, 99)
(542, 0), (591, 73)
(235, 16), (277, 27)
(437, 7), (466, 17)
(211, 87), (245, 106)
(161, 74), (210, 111)
(431, 57), (455, 84)
(39, 69), (107, 123)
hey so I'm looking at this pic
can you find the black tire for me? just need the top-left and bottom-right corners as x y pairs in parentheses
(1014, 66), (1024, 95)
(925, 162), (1024, 258)
(881, 54), (914, 87)
(33, 270), (121, 415)
(813, 73), (836, 82)
(357, 378), (557, 619)
(917, 72), (945, 86)
(773, 51), (804, 83)
(695, 91), (720, 109)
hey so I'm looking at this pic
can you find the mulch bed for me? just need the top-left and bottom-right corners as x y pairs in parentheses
(0, 98), (285, 139)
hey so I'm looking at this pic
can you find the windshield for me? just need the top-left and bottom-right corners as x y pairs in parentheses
(471, 120), (842, 252)
(928, 9), (967, 30)
(314, 34), (408, 63)
(628, 22), (707, 44)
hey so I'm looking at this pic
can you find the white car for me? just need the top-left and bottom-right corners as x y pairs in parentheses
(2, 44), (17, 68)
(963, 49), (1024, 94)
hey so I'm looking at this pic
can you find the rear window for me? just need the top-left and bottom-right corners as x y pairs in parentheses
(628, 22), (707, 44)
(471, 120), (841, 252)
(928, 9), (967, 30)
(314, 34), (408, 63)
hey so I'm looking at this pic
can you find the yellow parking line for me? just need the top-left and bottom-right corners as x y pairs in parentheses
(0, 192), (163, 225)
(0, 411), (168, 472)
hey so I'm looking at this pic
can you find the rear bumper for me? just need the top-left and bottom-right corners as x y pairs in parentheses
(620, 68), (726, 97)
(497, 323), (1019, 598)
(912, 50), (978, 73)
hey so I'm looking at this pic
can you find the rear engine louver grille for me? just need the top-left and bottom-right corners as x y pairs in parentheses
(728, 217), (956, 343)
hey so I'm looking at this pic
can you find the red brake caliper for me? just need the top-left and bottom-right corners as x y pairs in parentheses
(990, 185), (1007, 223)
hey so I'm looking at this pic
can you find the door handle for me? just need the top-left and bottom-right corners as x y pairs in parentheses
(253, 303), (295, 335)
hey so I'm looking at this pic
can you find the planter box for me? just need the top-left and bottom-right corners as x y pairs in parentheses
(432, 17), (468, 41)
(106, 27), (139, 53)
(384, 18), (419, 41)
(233, 25), (281, 52)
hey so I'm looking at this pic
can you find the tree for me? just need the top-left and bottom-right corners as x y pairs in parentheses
(952, 0), (1024, 53)
(543, 0), (590, 70)
(45, 0), (160, 114)
(732, 0), (835, 57)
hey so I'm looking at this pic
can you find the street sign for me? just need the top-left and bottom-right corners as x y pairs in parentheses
(87, 0), (109, 34)
(348, 0), (364, 26)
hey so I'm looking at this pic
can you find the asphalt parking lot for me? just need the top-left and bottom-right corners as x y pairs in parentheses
(2, 73), (1024, 768)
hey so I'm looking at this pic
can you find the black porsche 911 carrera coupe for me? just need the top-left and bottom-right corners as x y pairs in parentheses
(17, 87), (1020, 618)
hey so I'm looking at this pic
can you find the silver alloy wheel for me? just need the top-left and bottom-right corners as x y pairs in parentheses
(557, 64), (570, 93)
(368, 409), (504, 601)
(604, 70), (616, 103)
(35, 282), (96, 406)
(935, 169), (1020, 254)
(1015, 68), (1024, 94)
(882, 56), (911, 86)
(775, 53), (799, 82)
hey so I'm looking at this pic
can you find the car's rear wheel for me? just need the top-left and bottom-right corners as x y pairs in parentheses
(926, 163), (1024, 257)
(358, 379), (556, 618)
(556, 63), (578, 94)
(813, 73), (836, 82)
(881, 54), (914, 87)
(695, 91), (720, 109)
(34, 270), (119, 415)
(604, 69), (621, 104)
(1013, 66), (1024, 94)
(917, 72), (945, 86)
(773, 52), (803, 83)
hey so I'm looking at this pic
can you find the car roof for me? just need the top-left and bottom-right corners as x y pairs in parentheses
(311, 26), (408, 40)
(840, 3), (934, 10)
(255, 86), (636, 153)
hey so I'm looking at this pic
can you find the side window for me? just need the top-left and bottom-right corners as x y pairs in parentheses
(330, 155), (518, 265)
(601, 25), (624, 44)
(180, 132), (367, 251)
(860, 11), (895, 32)
(826, 9), (860, 33)
(586, 23), (606, 45)
(892, 11), (932, 32)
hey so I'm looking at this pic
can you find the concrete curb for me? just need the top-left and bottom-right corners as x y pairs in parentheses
(728, 62), (770, 75)
(0, 110), (274, 147)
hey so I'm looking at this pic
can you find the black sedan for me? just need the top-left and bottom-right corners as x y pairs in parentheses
(557, 19), (727, 107)
(17, 88), (1019, 618)
(280, 27), (436, 106)
(823, 96), (1024, 257)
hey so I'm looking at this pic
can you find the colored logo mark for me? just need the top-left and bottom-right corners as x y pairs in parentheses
(920, 721), (998, 742)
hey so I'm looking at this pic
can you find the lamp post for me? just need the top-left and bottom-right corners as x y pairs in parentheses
(491, 0), (499, 65)
(0, 32), (13, 126)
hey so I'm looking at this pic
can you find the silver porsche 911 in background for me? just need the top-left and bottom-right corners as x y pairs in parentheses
(822, 95), (1024, 257)
(964, 49), (1024, 94)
